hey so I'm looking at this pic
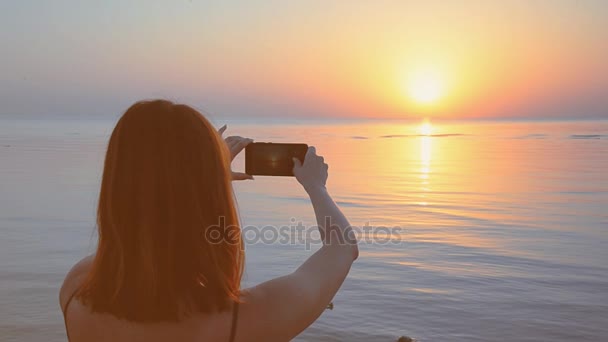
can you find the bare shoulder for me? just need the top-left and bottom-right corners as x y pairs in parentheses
(59, 254), (95, 313)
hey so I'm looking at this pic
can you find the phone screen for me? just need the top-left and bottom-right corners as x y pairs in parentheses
(245, 143), (308, 176)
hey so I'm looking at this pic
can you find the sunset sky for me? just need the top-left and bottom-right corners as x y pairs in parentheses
(1, 1), (607, 120)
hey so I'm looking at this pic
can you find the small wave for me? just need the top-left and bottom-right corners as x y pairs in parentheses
(570, 134), (607, 139)
(349, 136), (369, 140)
(558, 191), (606, 195)
(266, 196), (371, 208)
(380, 134), (412, 138)
(380, 133), (467, 139)
(430, 133), (467, 138)
(335, 200), (370, 208)
(514, 134), (548, 139)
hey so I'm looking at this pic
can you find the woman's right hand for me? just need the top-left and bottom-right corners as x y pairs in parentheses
(293, 146), (328, 192)
(240, 147), (356, 342)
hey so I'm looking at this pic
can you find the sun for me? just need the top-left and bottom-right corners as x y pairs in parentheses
(406, 69), (445, 105)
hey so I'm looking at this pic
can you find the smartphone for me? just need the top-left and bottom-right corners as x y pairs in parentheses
(245, 142), (308, 176)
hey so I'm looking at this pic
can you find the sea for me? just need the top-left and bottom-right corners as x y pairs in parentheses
(0, 118), (607, 341)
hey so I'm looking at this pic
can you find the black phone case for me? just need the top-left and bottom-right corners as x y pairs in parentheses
(245, 143), (308, 176)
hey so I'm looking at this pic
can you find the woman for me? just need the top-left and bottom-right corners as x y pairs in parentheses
(59, 100), (358, 341)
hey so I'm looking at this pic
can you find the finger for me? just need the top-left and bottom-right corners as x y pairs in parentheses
(226, 138), (239, 149)
(226, 137), (245, 151)
(225, 136), (240, 144)
(232, 172), (254, 180)
(218, 125), (227, 136)
(232, 139), (252, 154)
(226, 136), (248, 147)
(292, 157), (302, 169)
(305, 146), (316, 162)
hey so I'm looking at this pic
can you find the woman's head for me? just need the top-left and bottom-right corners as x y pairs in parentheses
(79, 100), (243, 321)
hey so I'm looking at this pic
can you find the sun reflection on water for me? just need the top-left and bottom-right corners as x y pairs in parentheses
(420, 136), (432, 180)
(418, 121), (433, 205)
(419, 121), (432, 136)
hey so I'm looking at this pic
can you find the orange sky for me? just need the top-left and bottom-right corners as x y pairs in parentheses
(1, 1), (607, 119)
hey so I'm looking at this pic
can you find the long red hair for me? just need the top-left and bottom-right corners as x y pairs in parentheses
(78, 100), (243, 321)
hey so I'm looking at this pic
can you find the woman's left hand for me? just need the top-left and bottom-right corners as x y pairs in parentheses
(219, 125), (254, 180)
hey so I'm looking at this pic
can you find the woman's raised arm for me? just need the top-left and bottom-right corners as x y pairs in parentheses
(239, 147), (358, 341)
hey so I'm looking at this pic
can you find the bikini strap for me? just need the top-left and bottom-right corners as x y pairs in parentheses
(62, 290), (78, 341)
(228, 301), (239, 342)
